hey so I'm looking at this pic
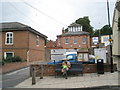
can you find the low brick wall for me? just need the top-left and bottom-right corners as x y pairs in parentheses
(31, 64), (117, 76)
(1, 61), (28, 73)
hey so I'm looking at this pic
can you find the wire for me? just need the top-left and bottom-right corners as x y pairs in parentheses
(7, 2), (47, 30)
(22, 0), (67, 26)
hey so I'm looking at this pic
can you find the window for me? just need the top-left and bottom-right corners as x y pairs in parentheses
(36, 36), (39, 46)
(5, 32), (13, 45)
(82, 37), (86, 44)
(4, 52), (14, 59)
(65, 38), (69, 44)
(74, 38), (77, 44)
(66, 55), (73, 60)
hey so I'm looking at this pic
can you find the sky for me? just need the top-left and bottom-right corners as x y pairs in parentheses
(0, 0), (116, 40)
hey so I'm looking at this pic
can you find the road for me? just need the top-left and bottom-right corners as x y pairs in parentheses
(1, 67), (30, 88)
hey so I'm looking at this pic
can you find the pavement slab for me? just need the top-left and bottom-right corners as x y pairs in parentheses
(15, 71), (119, 88)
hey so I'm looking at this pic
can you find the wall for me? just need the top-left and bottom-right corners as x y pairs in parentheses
(2, 31), (28, 60)
(2, 61), (28, 73)
(57, 35), (90, 49)
(28, 32), (45, 62)
(2, 31), (28, 48)
(45, 47), (51, 60)
(2, 30), (46, 62)
(112, 5), (120, 56)
(31, 64), (117, 76)
(112, 1), (120, 71)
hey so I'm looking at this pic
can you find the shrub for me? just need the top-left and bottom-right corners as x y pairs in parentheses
(0, 60), (5, 66)
(12, 56), (22, 62)
(3, 56), (22, 63)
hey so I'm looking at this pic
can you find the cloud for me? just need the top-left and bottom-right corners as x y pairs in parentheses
(1, 0), (116, 40)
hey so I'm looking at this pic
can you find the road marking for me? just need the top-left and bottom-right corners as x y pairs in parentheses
(5, 67), (29, 76)
(0, 76), (30, 82)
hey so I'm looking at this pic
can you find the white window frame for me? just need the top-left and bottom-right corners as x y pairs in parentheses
(5, 32), (13, 45)
(4, 52), (14, 59)
(74, 38), (77, 44)
(82, 37), (86, 44)
(65, 38), (69, 44)
(36, 35), (39, 47)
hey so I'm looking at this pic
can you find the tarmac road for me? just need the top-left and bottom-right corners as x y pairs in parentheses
(1, 67), (30, 88)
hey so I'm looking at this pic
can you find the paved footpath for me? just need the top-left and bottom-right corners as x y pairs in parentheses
(15, 71), (119, 88)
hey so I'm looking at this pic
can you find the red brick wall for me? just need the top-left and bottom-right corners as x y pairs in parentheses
(2, 61), (28, 73)
(2, 31), (28, 60)
(57, 35), (90, 49)
(28, 32), (45, 61)
(31, 64), (116, 76)
(2, 31), (28, 48)
(2, 49), (27, 60)
(2, 31), (46, 62)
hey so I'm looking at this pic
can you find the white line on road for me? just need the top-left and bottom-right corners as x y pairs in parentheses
(5, 67), (29, 76)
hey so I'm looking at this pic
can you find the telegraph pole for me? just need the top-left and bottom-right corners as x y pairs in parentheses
(107, 0), (114, 73)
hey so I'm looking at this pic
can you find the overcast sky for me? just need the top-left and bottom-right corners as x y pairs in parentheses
(1, 0), (116, 40)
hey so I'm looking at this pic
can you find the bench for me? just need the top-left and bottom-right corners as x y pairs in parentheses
(55, 63), (83, 78)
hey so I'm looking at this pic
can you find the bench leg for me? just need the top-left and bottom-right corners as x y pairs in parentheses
(81, 72), (83, 76)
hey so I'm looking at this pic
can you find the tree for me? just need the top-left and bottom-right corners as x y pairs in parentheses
(75, 16), (94, 35)
(100, 25), (112, 35)
(93, 29), (100, 36)
(93, 25), (112, 36)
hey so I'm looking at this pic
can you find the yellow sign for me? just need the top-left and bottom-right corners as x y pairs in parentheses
(109, 39), (113, 42)
(95, 56), (99, 59)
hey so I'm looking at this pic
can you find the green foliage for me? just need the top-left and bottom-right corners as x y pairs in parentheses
(3, 56), (22, 63)
(93, 25), (112, 36)
(75, 16), (94, 35)
(118, 17), (120, 30)
(0, 60), (5, 66)
(12, 56), (22, 62)
(100, 25), (112, 35)
(93, 29), (100, 36)
(65, 28), (68, 32)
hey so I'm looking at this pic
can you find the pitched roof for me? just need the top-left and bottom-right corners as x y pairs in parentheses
(68, 23), (81, 27)
(0, 22), (47, 38)
(57, 31), (89, 37)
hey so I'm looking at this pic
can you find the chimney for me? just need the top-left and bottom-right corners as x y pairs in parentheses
(62, 27), (65, 34)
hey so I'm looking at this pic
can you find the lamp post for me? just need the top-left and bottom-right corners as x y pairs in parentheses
(107, 0), (114, 73)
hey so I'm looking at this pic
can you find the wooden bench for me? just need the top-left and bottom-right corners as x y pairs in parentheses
(55, 63), (83, 78)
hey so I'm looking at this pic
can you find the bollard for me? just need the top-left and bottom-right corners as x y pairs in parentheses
(40, 65), (43, 79)
(31, 66), (36, 85)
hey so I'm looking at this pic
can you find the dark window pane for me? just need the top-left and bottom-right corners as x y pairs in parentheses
(6, 53), (13, 59)
(10, 33), (13, 37)
(10, 38), (13, 43)
(7, 34), (9, 37)
(7, 38), (9, 43)
(82, 37), (86, 44)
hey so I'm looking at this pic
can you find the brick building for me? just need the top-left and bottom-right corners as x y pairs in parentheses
(0, 22), (47, 62)
(46, 23), (91, 60)
(56, 23), (90, 50)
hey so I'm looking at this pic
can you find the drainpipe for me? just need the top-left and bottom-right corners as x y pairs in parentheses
(27, 30), (29, 65)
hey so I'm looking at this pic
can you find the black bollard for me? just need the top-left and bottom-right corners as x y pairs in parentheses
(40, 65), (43, 79)
(31, 67), (36, 85)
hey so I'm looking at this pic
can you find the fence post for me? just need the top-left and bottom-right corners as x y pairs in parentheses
(31, 66), (36, 85)
(40, 64), (43, 79)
